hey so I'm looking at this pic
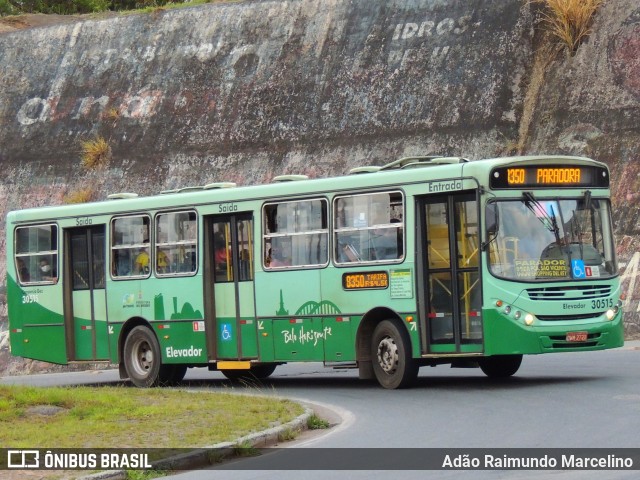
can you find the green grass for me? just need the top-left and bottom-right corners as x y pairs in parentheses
(0, 385), (303, 449)
(307, 413), (330, 430)
(277, 427), (298, 442)
(126, 470), (170, 480)
(119, 0), (244, 16)
(0, 1), (240, 17)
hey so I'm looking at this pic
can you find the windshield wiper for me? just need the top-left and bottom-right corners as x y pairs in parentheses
(522, 192), (561, 244)
(584, 190), (592, 211)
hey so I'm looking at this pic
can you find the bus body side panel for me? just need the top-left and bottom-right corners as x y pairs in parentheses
(149, 275), (207, 364)
(254, 269), (327, 361)
(214, 282), (238, 359)
(237, 280), (258, 358)
(323, 315), (354, 362)
(106, 275), (208, 365)
(319, 263), (421, 359)
(6, 274), (68, 364)
(254, 263), (420, 363)
(71, 289), (95, 359)
(108, 323), (122, 364)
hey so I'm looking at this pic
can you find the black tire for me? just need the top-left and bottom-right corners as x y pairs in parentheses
(123, 326), (162, 387)
(159, 364), (188, 386)
(478, 354), (523, 378)
(221, 364), (277, 382)
(371, 319), (418, 389)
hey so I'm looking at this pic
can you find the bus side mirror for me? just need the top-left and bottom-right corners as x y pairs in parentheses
(486, 204), (498, 234)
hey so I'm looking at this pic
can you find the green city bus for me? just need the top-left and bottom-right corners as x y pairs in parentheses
(6, 155), (624, 388)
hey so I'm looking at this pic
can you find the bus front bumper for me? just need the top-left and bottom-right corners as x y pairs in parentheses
(482, 308), (625, 355)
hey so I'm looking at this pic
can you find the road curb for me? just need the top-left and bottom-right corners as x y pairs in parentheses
(80, 405), (314, 479)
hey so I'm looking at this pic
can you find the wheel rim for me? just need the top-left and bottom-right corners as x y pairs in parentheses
(130, 338), (153, 377)
(376, 336), (399, 374)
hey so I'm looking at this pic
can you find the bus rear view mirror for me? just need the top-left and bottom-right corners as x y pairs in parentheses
(485, 203), (499, 236)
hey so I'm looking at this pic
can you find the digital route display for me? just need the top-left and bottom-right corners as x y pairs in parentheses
(490, 165), (609, 189)
(342, 271), (389, 290)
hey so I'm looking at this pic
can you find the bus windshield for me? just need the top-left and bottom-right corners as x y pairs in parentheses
(487, 195), (617, 281)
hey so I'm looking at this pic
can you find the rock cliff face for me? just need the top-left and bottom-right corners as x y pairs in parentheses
(527, 2), (640, 336)
(1, 0), (639, 373)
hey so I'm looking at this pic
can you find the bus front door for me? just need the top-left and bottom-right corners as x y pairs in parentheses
(63, 225), (109, 361)
(203, 214), (257, 361)
(418, 193), (483, 354)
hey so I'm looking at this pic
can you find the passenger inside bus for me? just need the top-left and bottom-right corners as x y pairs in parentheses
(214, 233), (230, 280)
(268, 245), (291, 267)
(134, 248), (150, 274)
(156, 248), (170, 273)
(38, 258), (57, 282)
(16, 258), (30, 283)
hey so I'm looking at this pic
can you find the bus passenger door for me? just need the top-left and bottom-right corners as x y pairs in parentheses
(203, 214), (257, 361)
(417, 193), (483, 354)
(63, 225), (109, 361)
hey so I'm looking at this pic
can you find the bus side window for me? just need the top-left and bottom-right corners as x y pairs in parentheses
(333, 191), (404, 265)
(263, 199), (328, 270)
(15, 224), (58, 285)
(111, 215), (151, 279)
(154, 210), (198, 277)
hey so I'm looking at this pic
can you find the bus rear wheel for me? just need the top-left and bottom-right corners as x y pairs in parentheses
(478, 354), (523, 378)
(371, 320), (418, 389)
(221, 364), (277, 382)
(123, 326), (162, 387)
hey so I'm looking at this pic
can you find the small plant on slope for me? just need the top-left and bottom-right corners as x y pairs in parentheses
(532, 0), (604, 54)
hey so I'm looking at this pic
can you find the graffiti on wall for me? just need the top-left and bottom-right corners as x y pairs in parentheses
(389, 15), (473, 65)
(13, 13), (479, 128)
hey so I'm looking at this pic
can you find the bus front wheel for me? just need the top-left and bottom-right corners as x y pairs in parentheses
(123, 326), (162, 387)
(371, 320), (418, 389)
(478, 354), (523, 378)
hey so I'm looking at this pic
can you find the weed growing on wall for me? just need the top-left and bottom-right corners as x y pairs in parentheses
(63, 135), (112, 203)
(62, 186), (98, 204)
(532, 0), (604, 54)
(103, 107), (121, 125)
(80, 135), (112, 170)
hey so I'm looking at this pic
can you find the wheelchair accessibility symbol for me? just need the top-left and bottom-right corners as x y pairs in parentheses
(220, 323), (232, 341)
(571, 260), (586, 279)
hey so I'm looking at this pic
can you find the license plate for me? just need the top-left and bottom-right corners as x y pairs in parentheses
(566, 331), (588, 342)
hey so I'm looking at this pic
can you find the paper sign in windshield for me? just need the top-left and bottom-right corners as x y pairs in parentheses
(515, 259), (568, 278)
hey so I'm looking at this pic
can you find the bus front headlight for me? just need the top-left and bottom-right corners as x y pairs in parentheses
(524, 313), (535, 326)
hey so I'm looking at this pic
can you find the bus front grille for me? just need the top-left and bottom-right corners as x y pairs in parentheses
(526, 285), (611, 301)
(536, 312), (605, 321)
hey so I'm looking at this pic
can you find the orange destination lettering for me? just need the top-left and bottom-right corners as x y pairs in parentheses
(536, 168), (580, 184)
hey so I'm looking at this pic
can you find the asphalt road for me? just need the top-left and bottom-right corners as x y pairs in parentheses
(2, 342), (639, 479)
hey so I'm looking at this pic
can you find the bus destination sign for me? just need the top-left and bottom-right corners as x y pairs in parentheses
(490, 165), (609, 189)
(342, 271), (389, 290)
